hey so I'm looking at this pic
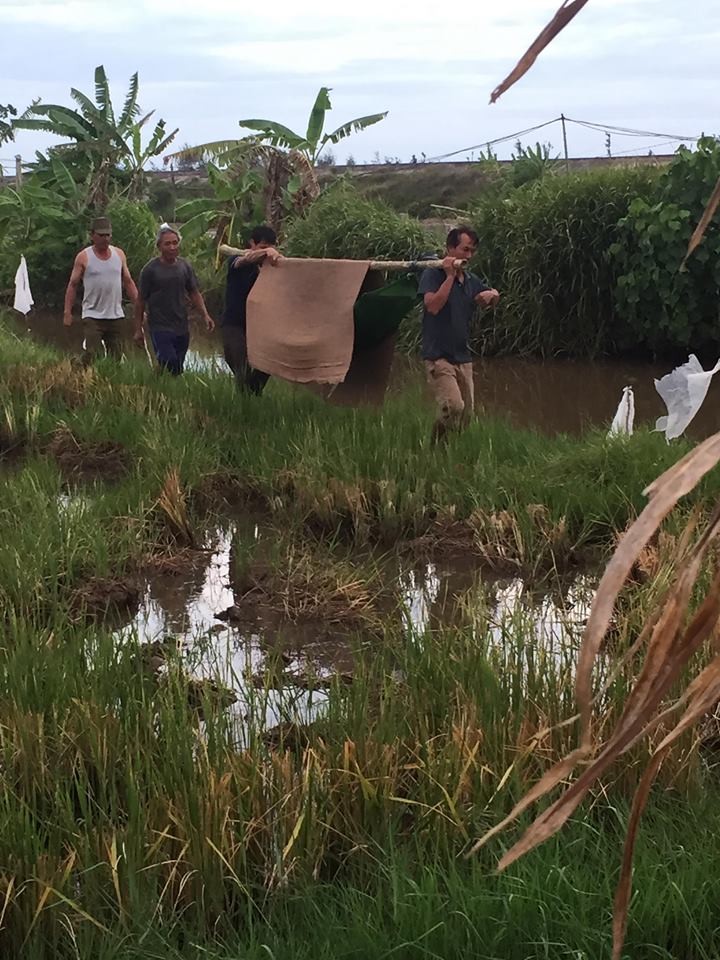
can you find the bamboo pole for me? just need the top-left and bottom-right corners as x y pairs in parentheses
(218, 244), (466, 271)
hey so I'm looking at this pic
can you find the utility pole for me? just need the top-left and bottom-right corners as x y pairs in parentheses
(14, 154), (23, 189)
(560, 114), (570, 174)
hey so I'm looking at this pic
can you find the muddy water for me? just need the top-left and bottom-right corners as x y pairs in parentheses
(105, 519), (595, 735)
(12, 309), (720, 438)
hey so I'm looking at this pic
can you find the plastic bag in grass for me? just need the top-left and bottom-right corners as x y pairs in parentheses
(654, 354), (720, 440)
(609, 385), (635, 437)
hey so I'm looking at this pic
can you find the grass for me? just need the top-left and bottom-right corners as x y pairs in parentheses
(2, 312), (720, 957)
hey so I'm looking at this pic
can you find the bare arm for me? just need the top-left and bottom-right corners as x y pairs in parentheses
(63, 251), (87, 326)
(423, 271), (456, 316)
(233, 246), (282, 268)
(190, 289), (215, 331)
(116, 248), (138, 303)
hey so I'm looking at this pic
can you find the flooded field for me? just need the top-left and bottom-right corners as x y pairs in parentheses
(13, 309), (720, 438)
(95, 512), (597, 739)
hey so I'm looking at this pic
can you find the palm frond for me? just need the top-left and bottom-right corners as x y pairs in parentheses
(70, 88), (104, 126)
(237, 119), (305, 152)
(118, 72), (140, 129)
(94, 65), (115, 124)
(305, 87), (332, 149)
(322, 112), (388, 147)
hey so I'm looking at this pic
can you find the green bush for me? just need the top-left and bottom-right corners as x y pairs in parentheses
(105, 197), (156, 279)
(610, 137), (720, 353)
(0, 172), (88, 308)
(284, 182), (439, 260)
(471, 167), (659, 357)
(0, 172), (156, 306)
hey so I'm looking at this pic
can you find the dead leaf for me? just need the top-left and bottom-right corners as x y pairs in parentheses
(490, 0), (591, 103)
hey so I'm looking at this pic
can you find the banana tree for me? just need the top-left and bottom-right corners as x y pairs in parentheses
(237, 87), (387, 166)
(167, 87), (387, 228)
(177, 162), (265, 247)
(14, 66), (178, 207)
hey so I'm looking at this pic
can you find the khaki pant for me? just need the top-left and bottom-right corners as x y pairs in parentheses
(424, 358), (475, 440)
(81, 317), (124, 364)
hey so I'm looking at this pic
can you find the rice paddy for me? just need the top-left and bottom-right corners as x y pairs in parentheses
(2, 311), (720, 959)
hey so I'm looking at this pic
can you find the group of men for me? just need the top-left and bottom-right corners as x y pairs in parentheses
(64, 217), (278, 392)
(63, 218), (499, 438)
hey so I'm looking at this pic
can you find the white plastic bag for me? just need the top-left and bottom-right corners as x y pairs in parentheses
(608, 385), (635, 437)
(654, 354), (720, 440)
(13, 255), (34, 315)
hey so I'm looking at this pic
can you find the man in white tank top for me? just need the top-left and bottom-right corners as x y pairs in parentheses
(63, 216), (138, 364)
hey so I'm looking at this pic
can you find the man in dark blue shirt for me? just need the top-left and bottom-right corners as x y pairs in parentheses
(222, 225), (281, 394)
(419, 227), (500, 441)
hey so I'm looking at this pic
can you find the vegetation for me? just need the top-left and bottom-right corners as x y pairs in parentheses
(471, 166), (660, 357)
(237, 86), (387, 168)
(0, 316), (720, 958)
(170, 87), (389, 232)
(611, 136), (720, 354)
(285, 182), (438, 261)
(0, 164), (156, 306)
(7, 61), (720, 960)
(14, 65), (178, 206)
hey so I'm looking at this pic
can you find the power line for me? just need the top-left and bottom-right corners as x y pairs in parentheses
(427, 116), (703, 164)
(565, 117), (698, 140)
(611, 139), (684, 156)
(426, 118), (561, 162)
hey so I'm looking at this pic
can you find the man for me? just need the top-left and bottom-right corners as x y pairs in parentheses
(134, 224), (215, 375)
(222, 224), (281, 394)
(419, 227), (500, 442)
(63, 216), (138, 363)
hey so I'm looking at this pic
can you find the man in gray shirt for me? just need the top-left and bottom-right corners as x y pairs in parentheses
(134, 225), (215, 375)
(63, 216), (138, 364)
(419, 227), (500, 442)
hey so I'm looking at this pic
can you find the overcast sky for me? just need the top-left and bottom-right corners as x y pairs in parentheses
(1, 0), (718, 170)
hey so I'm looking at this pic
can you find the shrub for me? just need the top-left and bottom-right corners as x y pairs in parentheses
(610, 137), (720, 354)
(105, 197), (156, 279)
(0, 179), (156, 307)
(284, 182), (439, 260)
(471, 166), (659, 357)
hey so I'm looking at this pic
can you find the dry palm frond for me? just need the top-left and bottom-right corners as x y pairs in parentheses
(470, 430), (720, 960)
(490, 0), (591, 103)
(681, 173), (720, 270)
(288, 149), (320, 212)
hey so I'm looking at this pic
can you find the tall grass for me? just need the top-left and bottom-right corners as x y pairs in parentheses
(0, 315), (711, 560)
(471, 167), (660, 358)
(284, 182), (439, 260)
(3, 314), (720, 955)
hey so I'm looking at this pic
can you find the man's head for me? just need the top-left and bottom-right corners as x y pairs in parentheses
(90, 216), (112, 251)
(446, 227), (478, 261)
(157, 223), (181, 262)
(249, 225), (277, 251)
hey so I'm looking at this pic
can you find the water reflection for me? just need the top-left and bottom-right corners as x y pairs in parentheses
(108, 520), (599, 739)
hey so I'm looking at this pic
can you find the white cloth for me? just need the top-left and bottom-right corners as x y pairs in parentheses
(608, 385), (635, 437)
(13, 256), (34, 315)
(654, 354), (720, 440)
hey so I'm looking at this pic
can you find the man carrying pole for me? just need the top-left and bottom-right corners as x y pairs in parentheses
(419, 227), (500, 442)
(221, 225), (281, 395)
(63, 216), (138, 364)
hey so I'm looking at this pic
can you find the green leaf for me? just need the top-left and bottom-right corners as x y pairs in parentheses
(118, 72), (140, 129)
(321, 112), (388, 152)
(237, 119), (305, 152)
(305, 87), (332, 152)
(94, 65), (115, 124)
